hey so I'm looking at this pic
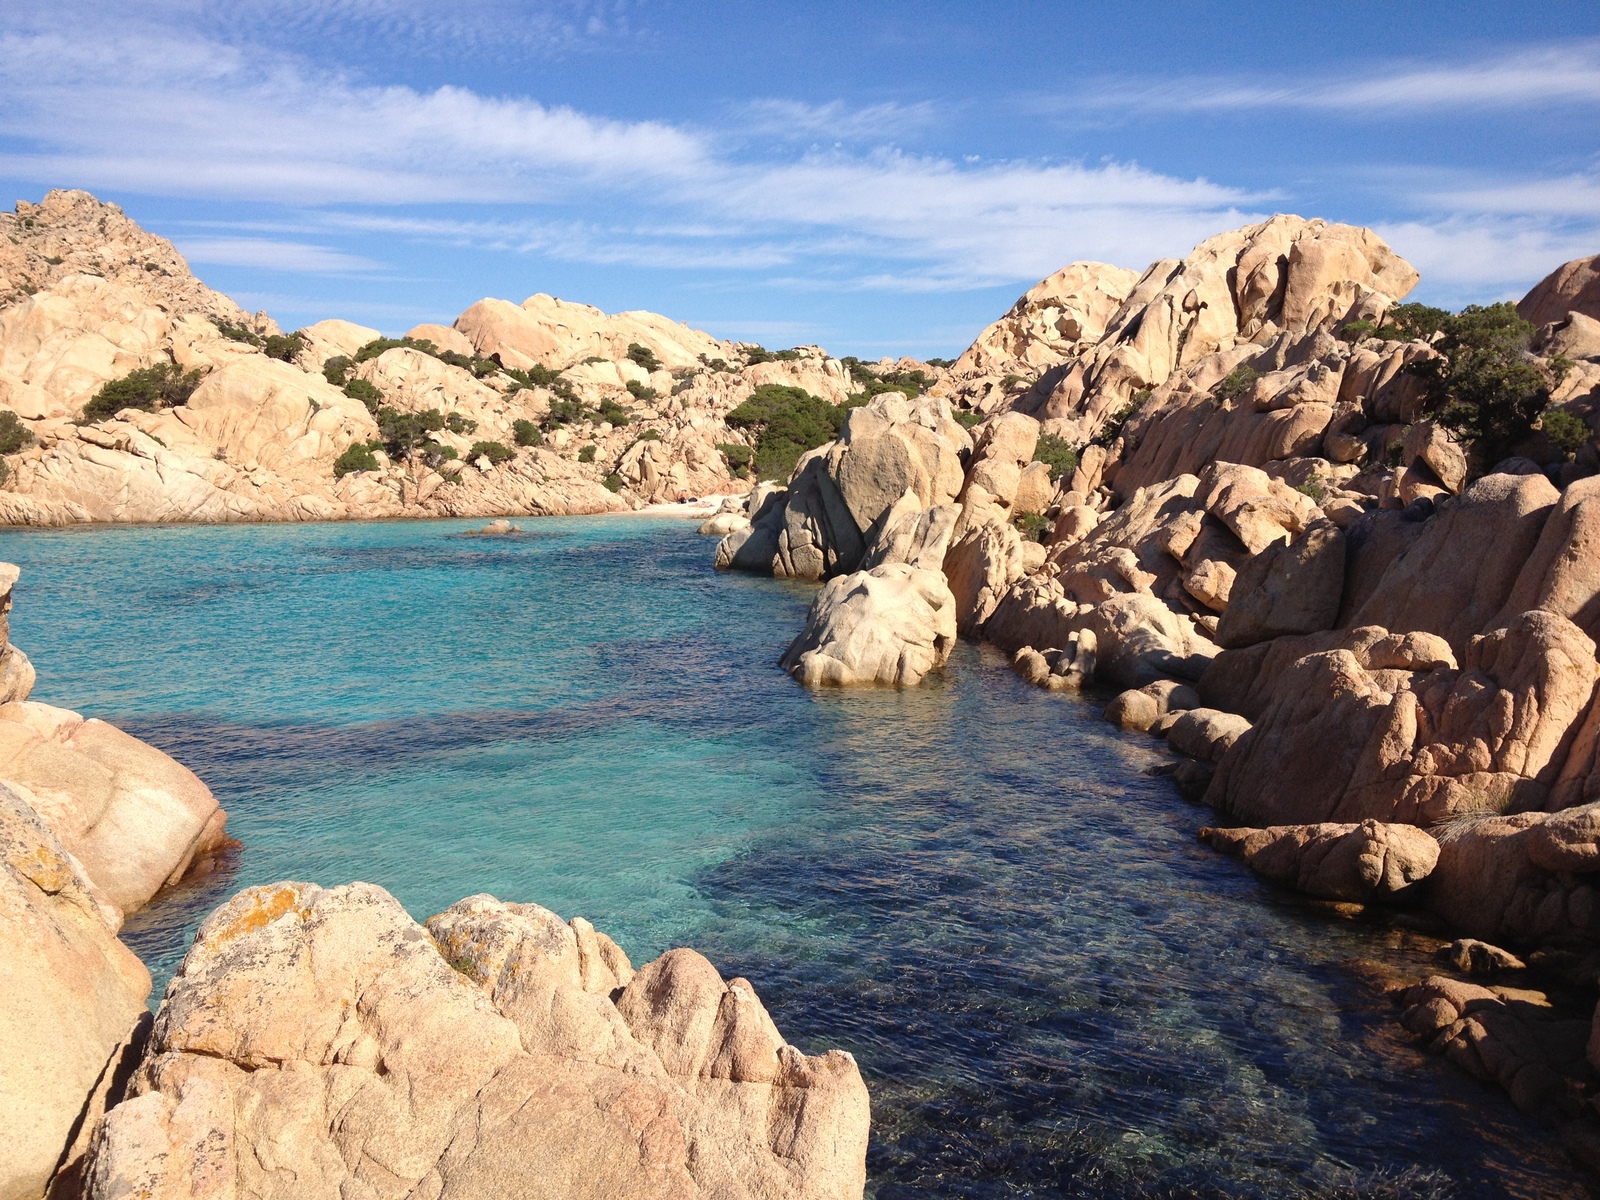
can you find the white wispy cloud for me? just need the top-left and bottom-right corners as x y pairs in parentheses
(1063, 41), (1600, 116)
(736, 99), (942, 143)
(176, 237), (386, 273)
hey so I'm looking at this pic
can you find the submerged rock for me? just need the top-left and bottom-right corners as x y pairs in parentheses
(84, 882), (871, 1200)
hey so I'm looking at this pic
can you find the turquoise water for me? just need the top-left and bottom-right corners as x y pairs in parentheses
(0, 516), (1589, 1199)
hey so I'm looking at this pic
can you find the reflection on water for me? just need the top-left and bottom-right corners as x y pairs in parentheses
(1, 516), (1590, 1198)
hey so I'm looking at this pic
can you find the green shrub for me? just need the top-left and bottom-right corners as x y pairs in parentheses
(1091, 389), (1151, 449)
(1216, 367), (1260, 403)
(1014, 512), (1051, 542)
(1416, 302), (1570, 471)
(502, 363), (565, 390)
(333, 440), (381, 477)
(323, 356), (353, 386)
(543, 397), (588, 429)
(1033, 433), (1079, 481)
(925, 357), (953, 368)
(216, 321), (262, 346)
(670, 378), (697, 396)
(626, 343), (662, 372)
(726, 384), (860, 480)
(0, 411), (34, 455)
(583, 355), (608, 365)
(742, 344), (774, 365)
(445, 412), (477, 435)
(633, 429), (662, 442)
(353, 337), (410, 363)
(263, 332), (304, 362)
(468, 440), (514, 466)
(603, 473), (625, 493)
(343, 378), (382, 414)
(1541, 407), (1590, 459)
(435, 350), (500, 378)
(83, 363), (204, 422)
(953, 409), (984, 430)
(512, 419), (543, 447)
(1294, 479), (1327, 503)
(625, 381), (656, 402)
(598, 397), (632, 426)
(774, 349), (802, 361)
(578, 444), (597, 463)
(375, 406), (445, 458)
(716, 442), (752, 469)
(1378, 303), (1451, 342)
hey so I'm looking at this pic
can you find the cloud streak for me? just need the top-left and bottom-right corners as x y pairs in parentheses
(1063, 41), (1600, 117)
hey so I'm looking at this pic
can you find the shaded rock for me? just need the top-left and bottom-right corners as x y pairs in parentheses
(1443, 939), (1526, 975)
(1083, 592), (1218, 687)
(84, 882), (870, 1200)
(1166, 708), (1251, 763)
(1207, 612), (1597, 827)
(1214, 518), (1345, 649)
(1201, 818), (1438, 901)
(943, 518), (1029, 637)
(1402, 421), (1468, 495)
(1104, 680), (1200, 732)
(780, 564), (956, 688)
(1399, 975), (1587, 1119)
(860, 493), (958, 572)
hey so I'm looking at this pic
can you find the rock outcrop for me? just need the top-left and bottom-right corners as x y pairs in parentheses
(1200, 819), (1439, 901)
(82, 881), (870, 1200)
(1, 785), (151, 1200)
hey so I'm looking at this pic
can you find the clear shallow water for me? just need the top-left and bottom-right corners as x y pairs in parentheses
(0, 516), (1591, 1199)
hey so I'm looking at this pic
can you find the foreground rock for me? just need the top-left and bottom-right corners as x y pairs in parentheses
(781, 565), (956, 687)
(1, 784), (150, 1200)
(84, 882), (870, 1200)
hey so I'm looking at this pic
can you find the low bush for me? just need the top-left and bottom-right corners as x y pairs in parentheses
(953, 409), (984, 430)
(445, 412), (477, 435)
(83, 363), (204, 422)
(726, 384), (860, 480)
(632, 429), (662, 442)
(1014, 512), (1051, 542)
(1216, 367), (1259, 402)
(323, 356), (353, 386)
(598, 397), (632, 426)
(626, 343), (663, 372)
(925, 357), (953, 368)
(1091, 389), (1151, 449)
(216, 321), (262, 346)
(262, 332), (304, 362)
(716, 442), (752, 470)
(578, 444), (597, 463)
(353, 337), (410, 363)
(468, 440), (514, 466)
(625, 380), (656, 402)
(603, 473), (625, 493)
(1540, 407), (1590, 459)
(1033, 433), (1079, 481)
(375, 406), (445, 458)
(1416, 302), (1572, 471)
(343, 378), (382, 414)
(512, 418), (543, 447)
(333, 440), (381, 477)
(543, 397), (588, 429)
(742, 344), (775, 365)
(502, 363), (565, 390)
(0, 411), (35, 455)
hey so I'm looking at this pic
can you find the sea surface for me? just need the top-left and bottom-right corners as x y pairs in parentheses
(1, 516), (1590, 1199)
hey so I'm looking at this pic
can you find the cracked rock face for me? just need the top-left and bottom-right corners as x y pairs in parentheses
(82, 882), (870, 1200)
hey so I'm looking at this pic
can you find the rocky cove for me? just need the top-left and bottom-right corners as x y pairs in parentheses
(6, 191), (1600, 1197)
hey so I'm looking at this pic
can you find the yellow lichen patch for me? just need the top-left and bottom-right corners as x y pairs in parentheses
(210, 884), (306, 948)
(13, 844), (73, 894)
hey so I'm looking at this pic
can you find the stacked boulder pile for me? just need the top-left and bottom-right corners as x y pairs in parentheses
(713, 220), (1600, 1133)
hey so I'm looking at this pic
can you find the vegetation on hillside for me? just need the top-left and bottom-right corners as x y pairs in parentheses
(83, 362), (204, 422)
(725, 384), (866, 480)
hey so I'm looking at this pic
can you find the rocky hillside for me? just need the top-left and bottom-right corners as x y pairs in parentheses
(0, 190), (945, 525)
(711, 220), (1600, 1154)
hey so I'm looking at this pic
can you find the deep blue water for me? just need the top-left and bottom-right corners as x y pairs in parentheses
(0, 516), (1590, 1199)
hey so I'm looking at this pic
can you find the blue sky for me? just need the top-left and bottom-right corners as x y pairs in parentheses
(2, 1), (1598, 357)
